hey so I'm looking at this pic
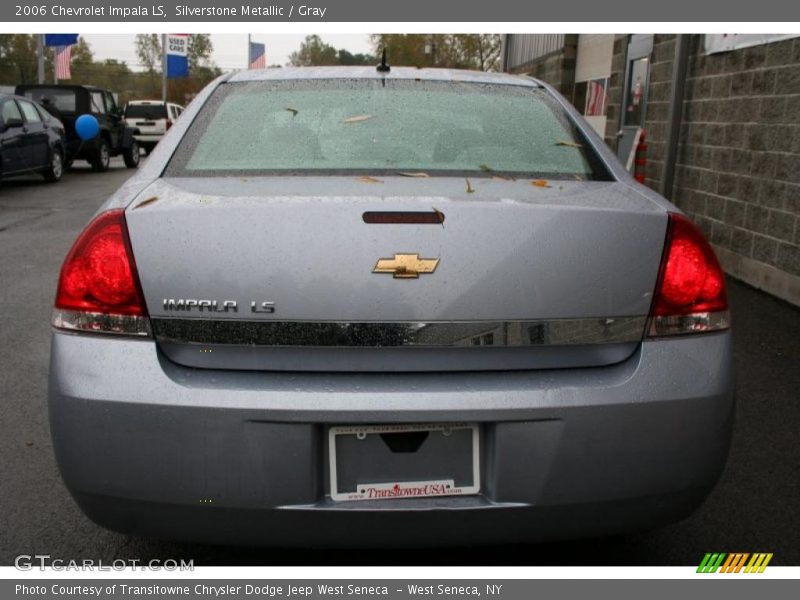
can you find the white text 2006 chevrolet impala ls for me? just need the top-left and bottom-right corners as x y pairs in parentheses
(48, 66), (733, 546)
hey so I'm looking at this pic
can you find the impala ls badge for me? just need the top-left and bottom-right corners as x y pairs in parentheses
(373, 253), (440, 279)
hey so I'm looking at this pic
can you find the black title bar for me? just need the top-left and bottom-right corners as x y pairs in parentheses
(5, 0), (800, 22)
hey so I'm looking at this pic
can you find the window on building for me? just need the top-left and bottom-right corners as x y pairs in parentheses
(624, 58), (649, 126)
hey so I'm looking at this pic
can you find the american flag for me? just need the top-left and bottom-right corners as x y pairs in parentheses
(249, 42), (266, 69)
(55, 45), (72, 80)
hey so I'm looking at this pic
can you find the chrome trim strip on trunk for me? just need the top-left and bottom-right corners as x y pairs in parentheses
(150, 317), (647, 348)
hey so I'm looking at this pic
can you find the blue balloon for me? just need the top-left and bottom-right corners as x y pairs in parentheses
(75, 114), (99, 141)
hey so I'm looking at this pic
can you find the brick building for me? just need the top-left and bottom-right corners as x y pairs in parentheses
(502, 34), (800, 306)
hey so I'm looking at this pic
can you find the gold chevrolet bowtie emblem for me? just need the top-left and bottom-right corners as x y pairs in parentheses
(373, 253), (440, 279)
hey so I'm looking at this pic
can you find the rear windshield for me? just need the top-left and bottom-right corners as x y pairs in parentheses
(125, 103), (167, 119)
(166, 79), (610, 179)
(19, 88), (76, 113)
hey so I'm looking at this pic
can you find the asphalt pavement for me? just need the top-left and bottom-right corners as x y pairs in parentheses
(0, 161), (797, 566)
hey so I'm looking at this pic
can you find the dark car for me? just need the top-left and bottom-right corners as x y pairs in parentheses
(14, 84), (140, 172)
(0, 93), (65, 184)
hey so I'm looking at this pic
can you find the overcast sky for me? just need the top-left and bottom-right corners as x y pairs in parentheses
(82, 34), (373, 71)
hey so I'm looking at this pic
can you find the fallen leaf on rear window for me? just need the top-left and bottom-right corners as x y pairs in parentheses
(531, 179), (552, 188)
(133, 196), (158, 209)
(555, 140), (582, 148)
(466, 178), (475, 194)
(480, 164), (515, 180)
(285, 107), (299, 117)
(357, 176), (382, 184)
(397, 171), (430, 178)
(345, 114), (374, 124)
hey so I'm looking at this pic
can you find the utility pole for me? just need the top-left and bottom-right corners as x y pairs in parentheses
(53, 47), (58, 84)
(161, 34), (167, 102)
(247, 33), (251, 68)
(37, 34), (45, 84)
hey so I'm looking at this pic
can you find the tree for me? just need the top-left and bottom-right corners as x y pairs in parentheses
(132, 34), (220, 103)
(134, 33), (161, 95)
(0, 34), (48, 85)
(67, 38), (95, 82)
(70, 38), (94, 67)
(75, 59), (134, 98)
(336, 49), (375, 66)
(450, 35), (502, 71)
(0, 34), (103, 86)
(370, 34), (502, 71)
(289, 35), (338, 66)
(370, 34), (430, 67)
(134, 33), (162, 74)
(187, 34), (214, 70)
(287, 36), (375, 67)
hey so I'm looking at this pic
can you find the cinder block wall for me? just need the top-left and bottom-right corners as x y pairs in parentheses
(609, 34), (800, 305)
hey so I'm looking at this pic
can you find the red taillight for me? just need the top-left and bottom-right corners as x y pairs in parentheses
(53, 210), (149, 336)
(648, 213), (730, 336)
(166, 120), (173, 130)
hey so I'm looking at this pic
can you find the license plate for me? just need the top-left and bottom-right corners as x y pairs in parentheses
(328, 423), (480, 502)
(137, 121), (156, 126)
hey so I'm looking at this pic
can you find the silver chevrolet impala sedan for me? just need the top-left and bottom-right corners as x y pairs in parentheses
(48, 66), (733, 546)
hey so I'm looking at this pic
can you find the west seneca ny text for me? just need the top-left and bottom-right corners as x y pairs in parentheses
(17, 584), (504, 597)
(17, 4), (329, 18)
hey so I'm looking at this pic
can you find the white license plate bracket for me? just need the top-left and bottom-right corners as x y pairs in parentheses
(328, 423), (480, 502)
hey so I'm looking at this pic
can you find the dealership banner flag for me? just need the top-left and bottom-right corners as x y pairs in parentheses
(166, 33), (189, 78)
(44, 34), (79, 47)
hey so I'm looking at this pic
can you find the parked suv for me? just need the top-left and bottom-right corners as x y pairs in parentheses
(15, 84), (140, 172)
(124, 100), (184, 155)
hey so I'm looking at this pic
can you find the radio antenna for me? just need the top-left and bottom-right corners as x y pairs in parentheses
(376, 48), (390, 73)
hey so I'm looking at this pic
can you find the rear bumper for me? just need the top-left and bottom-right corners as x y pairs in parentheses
(133, 134), (162, 144)
(48, 330), (734, 546)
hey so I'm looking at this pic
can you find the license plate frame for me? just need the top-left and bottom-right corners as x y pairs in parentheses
(328, 423), (480, 502)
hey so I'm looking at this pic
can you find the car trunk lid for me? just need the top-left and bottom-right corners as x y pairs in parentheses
(125, 176), (667, 372)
